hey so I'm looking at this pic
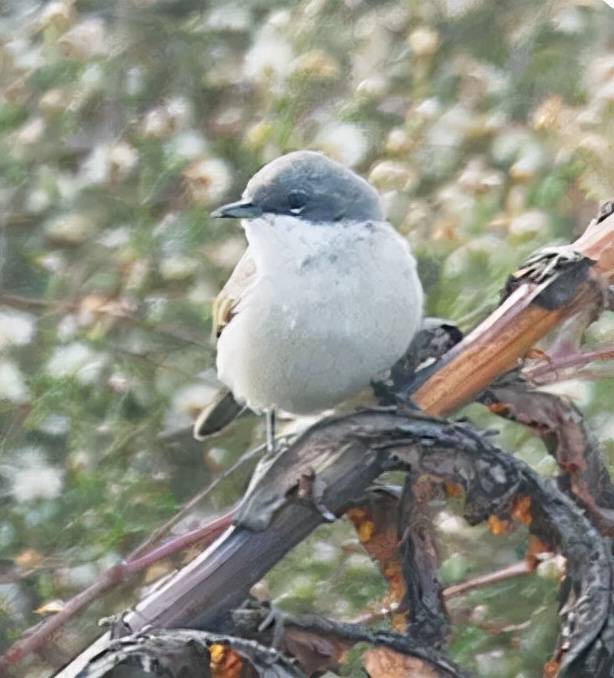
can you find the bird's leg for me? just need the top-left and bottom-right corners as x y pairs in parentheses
(257, 601), (286, 649)
(265, 409), (277, 453)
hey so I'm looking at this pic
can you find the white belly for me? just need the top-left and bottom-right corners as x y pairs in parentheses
(216, 216), (423, 415)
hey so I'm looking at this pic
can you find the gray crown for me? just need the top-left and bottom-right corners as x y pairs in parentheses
(212, 151), (383, 223)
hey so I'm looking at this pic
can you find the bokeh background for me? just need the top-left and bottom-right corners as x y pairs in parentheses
(1, 0), (614, 676)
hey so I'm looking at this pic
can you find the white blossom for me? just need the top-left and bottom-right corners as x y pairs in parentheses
(166, 130), (209, 161)
(45, 212), (96, 245)
(159, 255), (199, 281)
(59, 18), (108, 60)
(15, 117), (46, 147)
(369, 161), (417, 191)
(7, 448), (64, 503)
(82, 142), (138, 185)
(508, 209), (550, 240)
(0, 361), (28, 403)
(0, 310), (36, 349)
(244, 25), (294, 84)
(183, 157), (232, 204)
(47, 342), (106, 385)
(206, 5), (251, 32)
(314, 123), (369, 168)
(408, 27), (440, 57)
(37, 1), (75, 33)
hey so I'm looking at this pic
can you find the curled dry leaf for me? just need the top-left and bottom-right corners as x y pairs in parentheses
(346, 492), (407, 613)
(363, 646), (439, 678)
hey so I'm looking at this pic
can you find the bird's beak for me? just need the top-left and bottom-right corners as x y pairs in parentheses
(211, 199), (263, 219)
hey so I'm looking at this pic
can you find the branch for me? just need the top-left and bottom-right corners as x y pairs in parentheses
(127, 442), (265, 560)
(77, 628), (304, 678)
(442, 560), (533, 599)
(482, 383), (614, 534)
(80, 610), (468, 678)
(398, 476), (449, 648)
(412, 203), (614, 415)
(0, 511), (232, 670)
(63, 411), (614, 676)
(0, 440), (265, 669)
(0, 292), (212, 351)
(524, 345), (614, 382)
(232, 603), (468, 678)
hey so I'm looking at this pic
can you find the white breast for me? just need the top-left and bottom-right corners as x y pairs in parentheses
(216, 215), (423, 415)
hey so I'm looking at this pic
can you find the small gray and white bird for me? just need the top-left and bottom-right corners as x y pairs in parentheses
(194, 150), (423, 450)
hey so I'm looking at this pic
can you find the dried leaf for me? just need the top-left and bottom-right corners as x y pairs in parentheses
(283, 628), (348, 676)
(35, 599), (65, 616)
(526, 535), (553, 570)
(512, 495), (532, 525)
(347, 496), (407, 606)
(444, 481), (464, 498)
(488, 514), (511, 536)
(543, 658), (561, 678)
(210, 643), (244, 678)
(15, 548), (42, 570)
(363, 647), (438, 678)
(144, 561), (173, 583)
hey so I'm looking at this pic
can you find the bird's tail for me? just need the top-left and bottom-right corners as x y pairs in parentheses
(193, 389), (245, 440)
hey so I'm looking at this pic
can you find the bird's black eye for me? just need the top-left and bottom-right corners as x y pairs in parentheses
(288, 190), (308, 214)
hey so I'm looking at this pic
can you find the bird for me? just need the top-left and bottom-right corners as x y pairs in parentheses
(194, 150), (424, 452)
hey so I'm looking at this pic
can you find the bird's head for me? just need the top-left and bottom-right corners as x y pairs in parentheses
(211, 150), (383, 224)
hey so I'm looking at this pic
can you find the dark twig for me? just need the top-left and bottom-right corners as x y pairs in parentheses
(399, 475), (449, 648)
(0, 292), (212, 351)
(232, 604), (468, 678)
(0, 440), (265, 670)
(482, 383), (614, 535)
(349, 559), (538, 625)
(79, 628), (304, 678)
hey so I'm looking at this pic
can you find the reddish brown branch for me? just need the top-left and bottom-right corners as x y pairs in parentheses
(443, 560), (533, 599)
(0, 435), (263, 671)
(524, 345), (614, 382)
(0, 511), (232, 670)
(413, 207), (614, 416)
(351, 558), (536, 625)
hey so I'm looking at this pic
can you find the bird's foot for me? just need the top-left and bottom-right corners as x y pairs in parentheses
(258, 602), (287, 650)
(298, 467), (336, 522)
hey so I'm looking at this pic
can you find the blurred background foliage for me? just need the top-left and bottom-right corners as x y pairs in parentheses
(1, 0), (614, 675)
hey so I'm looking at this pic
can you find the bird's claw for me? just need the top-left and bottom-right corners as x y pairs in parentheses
(258, 603), (286, 649)
(298, 467), (336, 522)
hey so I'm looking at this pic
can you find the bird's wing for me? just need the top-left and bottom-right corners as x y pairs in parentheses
(194, 252), (256, 440)
(193, 389), (245, 439)
(212, 251), (257, 339)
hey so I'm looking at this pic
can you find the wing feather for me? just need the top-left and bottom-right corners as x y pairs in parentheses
(212, 251), (256, 339)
